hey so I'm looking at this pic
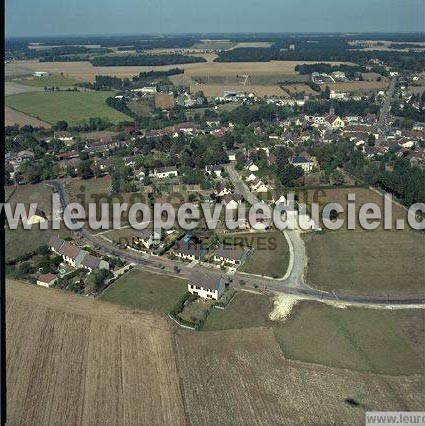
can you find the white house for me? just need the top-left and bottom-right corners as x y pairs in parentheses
(251, 178), (268, 193)
(214, 244), (250, 266)
(37, 273), (57, 288)
(215, 183), (231, 197)
(188, 271), (227, 300)
(33, 71), (49, 77)
(245, 161), (259, 172)
(246, 173), (257, 182)
(151, 166), (178, 179)
(227, 151), (236, 161)
(290, 156), (314, 173)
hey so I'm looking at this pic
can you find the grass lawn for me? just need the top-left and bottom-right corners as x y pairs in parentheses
(273, 301), (425, 375)
(300, 188), (425, 296)
(5, 91), (131, 125)
(202, 291), (273, 331)
(221, 231), (289, 278)
(101, 269), (188, 314)
(14, 75), (79, 87)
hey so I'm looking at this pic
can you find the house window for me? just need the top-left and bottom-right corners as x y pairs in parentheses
(196, 286), (201, 290)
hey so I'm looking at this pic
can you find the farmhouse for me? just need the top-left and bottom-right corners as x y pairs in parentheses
(188, 271), (227, 300)
(151, 166), (178, 179)
(214, 244), (250, 266)
(36, 273), (58, 288)
(290, 156), (314, 173)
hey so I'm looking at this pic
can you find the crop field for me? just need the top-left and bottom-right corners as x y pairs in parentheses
(203, 291), (273, 331)
(6, 279), (186, 425)
(5, 91), (131, 125)
(221, 231), (290, 278)
(6, 60), (353, 82)
(320, 81), (389, 92)
(101, 269), (188, 314)
(14, 74), (79, 87)
(273, 301), (425, 375)
(300, 187), (425, 296)
(191, 40), (237, 50)
(230, 42), (274, 49)
(281, 83), (318, 96)
(176, 327), (424, 425)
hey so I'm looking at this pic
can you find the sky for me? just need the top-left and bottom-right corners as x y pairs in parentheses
(6, 0), (425, 37)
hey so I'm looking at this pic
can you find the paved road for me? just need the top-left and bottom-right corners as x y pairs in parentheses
(377, 77), (397, 146)
(47, 180), (425, 306)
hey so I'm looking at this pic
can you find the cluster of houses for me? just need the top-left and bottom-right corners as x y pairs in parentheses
(36, 236), (110, 288)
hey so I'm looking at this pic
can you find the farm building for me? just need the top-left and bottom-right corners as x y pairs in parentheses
(33, 71), (49, 77)
(214, 244), (251, 266)
(36, 273), (58, 288)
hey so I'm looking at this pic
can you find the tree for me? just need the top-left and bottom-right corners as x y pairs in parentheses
(78, 159), (94, 179)
(55, 120), (68, 131)
(277, 164), (304, 187)
(367, 133), (376, 147)
(332, 169), (345, 186)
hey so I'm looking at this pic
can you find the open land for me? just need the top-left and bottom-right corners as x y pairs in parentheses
(8, 279), (424, 424)
(101, 269), (188, 314)
(14, 74), (80, 87)
(6, 279), (186, 425)
(5, 91), (131, 125)
(221, 231), (290, 278)
(320, 81), (390, 93)
(176, 326), (424, 425)
(273, 301), (425, 375)
(5, 106), (51, 127)
(300, 187), (425, 296)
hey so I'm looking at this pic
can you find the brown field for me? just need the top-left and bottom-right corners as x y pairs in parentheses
(6, 60), (353, 83)
(5, 106), (51, 128)
(191, 83), (287, 97)
(176, 327), (424, 425)
(7, 279), (425, 424)
(6, 279), (186, 425)
(230, 42), (274, 49)
(281, 83), (318, 96)
(301, 187), (425, 296)
(5, 82), (45, 96)
(320, 81), (389, 93)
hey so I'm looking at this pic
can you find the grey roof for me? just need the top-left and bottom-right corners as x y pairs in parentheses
(292, 156), (312, 164)
(190, 271), (227, 291)
(48, 236), (65, 252)
(80, 253), (101, 270)
(215, 244), (249, 262)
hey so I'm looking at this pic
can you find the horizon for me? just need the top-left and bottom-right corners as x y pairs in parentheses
(6, 0), (424, 37)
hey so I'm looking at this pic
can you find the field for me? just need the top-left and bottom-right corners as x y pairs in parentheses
(191, 83), (287, 97)
(281, 83), (318, 96)
(273, 301), (425, 375)
(101, 269), (188, 314)
(221, 231), (290, 278)
(191, 40), (237, 50)
(6, 279), (186, 425)
(5, 91), (131, 125)
(14, 74), (80, 87)
(176, 327), (424, 425)
(301, 187), (425, 296)
(5, 106), (51, 127)
(6, 59), (352, 83)
(320, 81), (389, 93)
(230, 42), (274, 49)
(203, 291), (273, 331)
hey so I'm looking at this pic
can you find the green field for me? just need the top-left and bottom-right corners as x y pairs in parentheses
(203, 291), (273, 331)
(101, 269), (188, 314)
(5, 91), (131, 125)
(15, 75), (79, 87)
(221, 231), (290, 278)
(273, 302), (425, 375)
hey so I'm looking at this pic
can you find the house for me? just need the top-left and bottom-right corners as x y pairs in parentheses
(94, 157), (113, 172)
(246, 173), (257, 182)
(245, 161), (259, 172)
(37, 273), (57, 288)
(80, 254), (109, 273)
(290, 156), (314, 173)
(54, 131), (73, 143)
(132, 229), (162, 250)
(26, 208), (48, 224)
(222, 193), (243, 210)
(214, 244), (250, 266)
(326, 114), (345, 129)
(205, 164), (223, 177)
(16, 150), (35, 163)
(215, 183), (231, 197)
(151, 166), (178, 179)
(48, 237), (109, 272)
(135, 167), (146, 181)
(188, 271), (227, 300)
(57, 151), (79, 161)
(171, 235), (207, 261)
(227, 151), (237, 161)
(251, 178), (268, 193)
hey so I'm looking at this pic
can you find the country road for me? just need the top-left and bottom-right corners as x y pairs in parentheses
(46, 179), (425, 306)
